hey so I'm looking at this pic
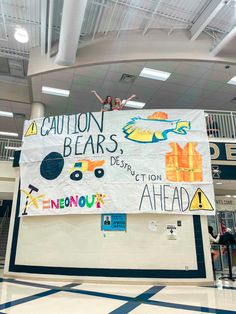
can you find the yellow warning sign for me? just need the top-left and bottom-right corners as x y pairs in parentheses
(24, 121), (37, 137)
(189, 188), (214, 211)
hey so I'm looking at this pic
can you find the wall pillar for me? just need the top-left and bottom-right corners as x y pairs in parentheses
(30, 102), (45, 119)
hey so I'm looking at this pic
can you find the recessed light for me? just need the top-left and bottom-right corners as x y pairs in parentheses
(14, 27), (29, 43)
(139, 67), (171, 81)
(0, 111), (13, 118)
(122, 100), (146, 109)
(0, 131), (18, 137)
(42, 86), (70, 97)
(225, 195), (231, 198)
(227, 76), (236, 85)
(5, 146), (20, 150)
(216, 182), (223, 185)
(232, 195), (236, 198)
(9, 157), (14, 160)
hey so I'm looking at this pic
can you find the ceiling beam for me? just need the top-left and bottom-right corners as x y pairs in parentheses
(142, 0), (162, 35)
(0, 0), (8, 40)
(92, 0), (105, 40)
(40, 0), (47, 55)
(190, 0), (226, 41)
(47, 0), (54, 58)
(210, 25), (236, 56)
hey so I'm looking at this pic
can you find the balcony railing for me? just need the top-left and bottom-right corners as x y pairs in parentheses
(0, 138), (21, 161)
(0, 110), (235, 161)
(205, 110), (236, 139)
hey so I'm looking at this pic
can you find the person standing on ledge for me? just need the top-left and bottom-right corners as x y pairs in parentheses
(112, 94), (136, 111)
(206, 115), (220, 137)
(91, 90), (113, 112)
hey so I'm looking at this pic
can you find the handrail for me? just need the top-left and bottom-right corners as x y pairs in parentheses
(205, 111), (236, 139)
(0, 206), (10, 235)
(0, 110), (235, 162)
(0, 138), (21, 161)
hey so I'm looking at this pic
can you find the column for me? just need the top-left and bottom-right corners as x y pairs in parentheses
(30, 102), (45, 119)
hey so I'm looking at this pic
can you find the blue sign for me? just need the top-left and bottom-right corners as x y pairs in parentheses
(101, 214), (126, 231)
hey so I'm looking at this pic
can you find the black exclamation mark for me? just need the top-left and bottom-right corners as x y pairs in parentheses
(31, 123), (34, 132)
(198, 191), (202, 208)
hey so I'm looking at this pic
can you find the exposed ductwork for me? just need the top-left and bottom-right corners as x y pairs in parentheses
(55, 0), (88, 66)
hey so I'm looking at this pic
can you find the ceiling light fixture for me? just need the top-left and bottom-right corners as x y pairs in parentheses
(0, 111), (13, 118)
(14, 27), (29, 43)
(232, 195), (236, 198)
(5, 146), (20, 150)
(42, 86), (70, 97)
(227, 76), (236, 85)
(122, 100), (146, 109)
(216, 182), (223, 185)
(225, 195), (231, 198)
(139, 67), (171, 81)
(0, 131), (18, 137)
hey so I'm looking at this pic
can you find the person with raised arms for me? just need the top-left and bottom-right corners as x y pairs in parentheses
(112, 94), (136, 111)
(91, 90), (113, 112)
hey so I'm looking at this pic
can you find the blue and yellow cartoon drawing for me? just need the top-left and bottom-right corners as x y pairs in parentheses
(123, 111), (191, 143)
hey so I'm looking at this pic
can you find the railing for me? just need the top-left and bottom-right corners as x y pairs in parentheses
(0, 138), (21, 161)
(0, 110), (235, 161)
(205, 110), (236, 139)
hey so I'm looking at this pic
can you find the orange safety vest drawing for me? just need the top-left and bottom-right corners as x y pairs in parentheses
(166, 142), (202, 182)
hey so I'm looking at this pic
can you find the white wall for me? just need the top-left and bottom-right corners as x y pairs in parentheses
(16, 214), (196, 269)
(0, 161), (16, 199)
(5, 177), (213, 284)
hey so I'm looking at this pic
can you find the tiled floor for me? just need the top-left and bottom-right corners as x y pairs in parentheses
(0, 276), (236, 313)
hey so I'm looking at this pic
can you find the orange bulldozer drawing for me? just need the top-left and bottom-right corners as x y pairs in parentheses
(70, 159), (105, 181)
(166, 142), (202, 182)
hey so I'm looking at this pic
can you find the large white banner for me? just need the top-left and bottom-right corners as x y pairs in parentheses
(19, 109), (215, 216)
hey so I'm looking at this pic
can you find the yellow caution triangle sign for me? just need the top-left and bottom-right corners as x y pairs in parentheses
(24, 121), (37, 137)
(189, 188), (214, 211)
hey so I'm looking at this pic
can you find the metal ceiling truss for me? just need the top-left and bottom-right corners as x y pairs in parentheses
(0, 0), (235, 62)
(87, 0), (229, 40)
(0, 0), (8, 40)
(0, 0), (40, 59)
(0, 47), (29, 60)
(85, 0), (236, 56)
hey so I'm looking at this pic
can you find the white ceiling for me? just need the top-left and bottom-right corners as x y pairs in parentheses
(0, 59), (236, 138)
(214, 179), (236, 195)
(0, 99), (30, 138)
(30, 60), (236, 116)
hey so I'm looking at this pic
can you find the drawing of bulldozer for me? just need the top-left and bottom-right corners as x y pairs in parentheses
(69, 159), (105, 181)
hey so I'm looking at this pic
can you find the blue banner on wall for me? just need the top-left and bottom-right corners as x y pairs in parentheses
(101, 214), (126, 231)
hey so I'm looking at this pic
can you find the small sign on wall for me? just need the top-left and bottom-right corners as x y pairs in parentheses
(166, 224), (177, 240)
(148, 220), (158, 232)
(101, 214), (126, 231)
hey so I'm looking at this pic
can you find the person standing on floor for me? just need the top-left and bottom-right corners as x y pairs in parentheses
(208, 226), (220, 262)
